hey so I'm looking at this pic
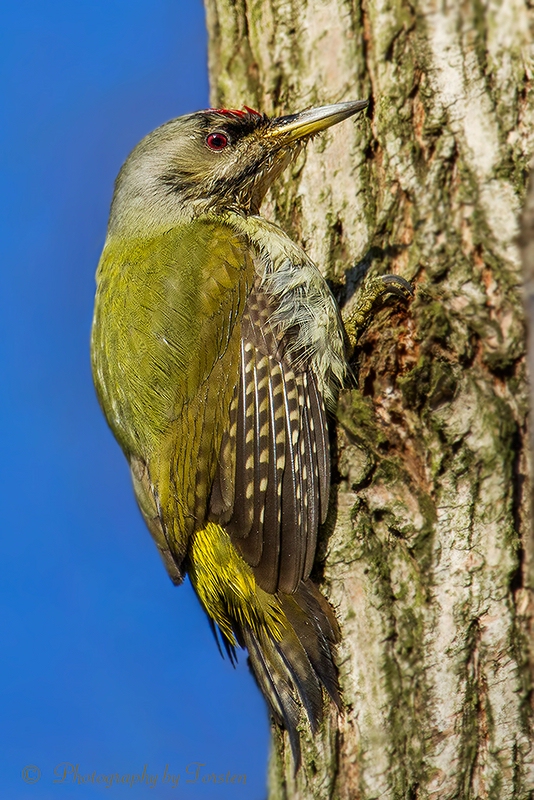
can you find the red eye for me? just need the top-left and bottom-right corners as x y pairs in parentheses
(206, 132), (228, 150)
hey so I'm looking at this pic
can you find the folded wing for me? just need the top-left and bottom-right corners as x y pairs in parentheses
(209, 279), (331, 594)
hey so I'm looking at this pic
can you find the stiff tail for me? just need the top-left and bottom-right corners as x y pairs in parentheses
(187, 523), (341, 764)
(241, 580), (341, 765)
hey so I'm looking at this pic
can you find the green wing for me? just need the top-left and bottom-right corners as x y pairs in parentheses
(92, 217), (332, 593)
(91, 219), (255, 575)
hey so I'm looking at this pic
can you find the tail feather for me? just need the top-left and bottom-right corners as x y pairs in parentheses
(273, 624), (324, 731)
(187, 524), (340, 762)
(243, 630), (303, 765)
(282, 580), (341, 707)
(208, 617), (238, 666)
(243, 579), (341, 764)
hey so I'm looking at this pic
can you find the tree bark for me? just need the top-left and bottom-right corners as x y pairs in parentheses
(203, 1), (534, 797)
(521, 171), (534, 537)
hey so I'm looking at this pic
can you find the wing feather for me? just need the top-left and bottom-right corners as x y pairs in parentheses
(307, 369), (330, 523)
(246, 356), (284, 587)
(225, 339), (255, 538)
(210, 279), (332, 594)
(299, 376), (319, 579)
(277, 365), (303, 593)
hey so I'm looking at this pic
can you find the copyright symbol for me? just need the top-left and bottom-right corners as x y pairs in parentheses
(22, 765), (41, 784)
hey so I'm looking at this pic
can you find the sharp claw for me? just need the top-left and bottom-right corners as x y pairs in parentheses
(342, 273), (413, 350)
(379, 275), (414, 298)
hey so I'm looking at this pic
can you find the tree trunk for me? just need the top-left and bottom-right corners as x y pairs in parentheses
(203, 1), (534, 797)
(521, 171), (534, 533)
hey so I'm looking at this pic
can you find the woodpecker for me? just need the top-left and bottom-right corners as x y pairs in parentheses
(91, 100), (411, 761)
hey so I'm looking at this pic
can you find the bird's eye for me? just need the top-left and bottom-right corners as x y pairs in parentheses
(206, 132), (229, 151)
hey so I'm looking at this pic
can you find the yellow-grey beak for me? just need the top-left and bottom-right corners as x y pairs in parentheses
(269, 100), (368, 143)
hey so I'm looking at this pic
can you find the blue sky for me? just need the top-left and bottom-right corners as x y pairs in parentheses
(1, 2), (269, 797)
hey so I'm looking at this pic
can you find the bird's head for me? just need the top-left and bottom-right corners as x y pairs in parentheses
(108, 100), (368, 236)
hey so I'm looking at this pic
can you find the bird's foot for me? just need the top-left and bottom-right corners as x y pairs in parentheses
(342, 274), (413, 351)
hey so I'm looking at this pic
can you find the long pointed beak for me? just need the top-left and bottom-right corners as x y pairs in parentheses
(268, 100), (368, 143)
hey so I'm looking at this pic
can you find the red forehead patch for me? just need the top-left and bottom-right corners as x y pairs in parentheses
(208, 106), (262, 118)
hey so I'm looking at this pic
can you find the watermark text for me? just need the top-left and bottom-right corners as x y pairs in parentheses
(21, 762), (247, 789)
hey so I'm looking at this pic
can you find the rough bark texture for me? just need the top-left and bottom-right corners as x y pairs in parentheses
(203, 1), (534, 797)
(522, 171), (534, 512)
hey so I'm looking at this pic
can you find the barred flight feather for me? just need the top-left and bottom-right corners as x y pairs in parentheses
(209, 281), (331, 595)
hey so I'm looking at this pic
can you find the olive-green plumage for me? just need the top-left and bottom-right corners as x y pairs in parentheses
(91, 100), (369, 762)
